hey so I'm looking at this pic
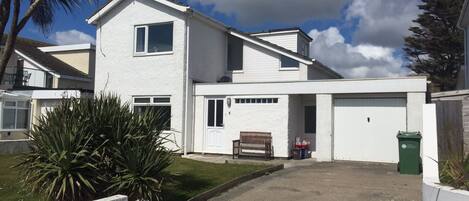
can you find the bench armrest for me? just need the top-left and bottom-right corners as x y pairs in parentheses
(233, 140), (240, 148)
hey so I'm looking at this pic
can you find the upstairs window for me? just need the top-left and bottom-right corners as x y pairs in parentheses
(134, 22), (173, 55)
(280, 55), (299, 68)
(227, 35), (243, 71)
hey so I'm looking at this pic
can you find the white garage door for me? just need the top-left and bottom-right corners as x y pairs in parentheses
(333, 98), (407, 163)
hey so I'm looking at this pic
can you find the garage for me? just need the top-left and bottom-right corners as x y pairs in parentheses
(333, 98), (407, 163)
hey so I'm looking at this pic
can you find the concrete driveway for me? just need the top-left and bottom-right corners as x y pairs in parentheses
(210, 161), (422, 201)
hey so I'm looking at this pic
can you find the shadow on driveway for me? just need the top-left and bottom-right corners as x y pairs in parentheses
(210, 161), (422, 201)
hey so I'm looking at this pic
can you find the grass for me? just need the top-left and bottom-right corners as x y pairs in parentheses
(0, 155), (266, 201)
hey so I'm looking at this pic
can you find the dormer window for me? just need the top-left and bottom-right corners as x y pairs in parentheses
(134, 22), (173, 55)
(280, 55), (299, 68)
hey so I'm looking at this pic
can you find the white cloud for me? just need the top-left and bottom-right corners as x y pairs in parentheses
(345, 0), (421, 47)
(188, 0), (347, 26)
(50, 29), (95, 45)
(309, 27), (409, 78)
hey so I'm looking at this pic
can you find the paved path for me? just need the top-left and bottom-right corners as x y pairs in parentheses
(210, 161), (422, 201)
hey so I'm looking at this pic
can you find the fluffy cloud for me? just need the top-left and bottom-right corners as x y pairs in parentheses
(345, 0), (421, 47)
(188, 0), (347, 25)
(309, 27), (409, 78)
(50, 29), (95, 45)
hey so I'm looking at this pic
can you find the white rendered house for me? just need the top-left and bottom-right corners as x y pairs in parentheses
(88, 0), (427, 162)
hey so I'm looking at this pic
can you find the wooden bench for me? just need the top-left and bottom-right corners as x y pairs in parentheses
(232, 131), (272, 160)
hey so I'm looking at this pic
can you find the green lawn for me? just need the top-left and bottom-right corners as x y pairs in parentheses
(0, 155), (266, 201)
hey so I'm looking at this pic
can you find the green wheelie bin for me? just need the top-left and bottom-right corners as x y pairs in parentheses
(397, 131), (422, 175)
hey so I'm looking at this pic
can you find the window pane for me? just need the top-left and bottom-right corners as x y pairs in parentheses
(16, 109), (29, 129)
(281, 55), (299, 68)
(2, 108), (16, 129)
(148, 23), (173, 53)
(227, 35), (243, 70)
(154, 97), (170, 103)
(134, 106), (171, 130)
(17, 101), (29, 108)
(216, 100), (223, 127)
(207, 100), (215, 127)
(156, 106), (171, 130)
(136, 27), (146, 52)
(5, 101), (16, 107)
(134, 98), (151, 103)
(305, 106), (316, 133)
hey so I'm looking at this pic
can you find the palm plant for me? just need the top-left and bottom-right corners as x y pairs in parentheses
(17, 94), (175, 200)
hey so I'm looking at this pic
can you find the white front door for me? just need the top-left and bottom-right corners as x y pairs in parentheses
(205, 98), (225, 153)
(333, 98), (407, 163)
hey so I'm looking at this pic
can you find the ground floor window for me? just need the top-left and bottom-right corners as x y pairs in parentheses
(304, 105), (316, 133)
(133, 96), (171, 130)
(2, 100), (30, 130)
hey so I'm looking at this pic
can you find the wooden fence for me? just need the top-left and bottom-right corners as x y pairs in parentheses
(435, 101), (464, 161)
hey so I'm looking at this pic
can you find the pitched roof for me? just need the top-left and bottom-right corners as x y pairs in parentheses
(12, 39), (90, 79)
(88, 0), (342, 78)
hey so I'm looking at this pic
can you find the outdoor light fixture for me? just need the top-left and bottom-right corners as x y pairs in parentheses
(227, 97), (231, 108)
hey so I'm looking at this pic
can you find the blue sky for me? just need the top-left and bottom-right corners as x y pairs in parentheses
(15, 0), (422, 78)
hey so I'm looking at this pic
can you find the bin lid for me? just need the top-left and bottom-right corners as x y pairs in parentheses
(397, 131), (422, 139)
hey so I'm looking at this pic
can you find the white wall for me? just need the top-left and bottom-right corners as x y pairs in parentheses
(192, 95), (291, 157)
(188, 18), (226, 82)
(315, 94), (333, 161)
(254, 32), (298, 52)
(230, 41), (308, 82)
(94, 0), (187, 149)
(407, 92), (426, 132)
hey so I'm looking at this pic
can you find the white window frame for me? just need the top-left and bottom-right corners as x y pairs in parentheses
(132, 96), (171, 131)
(133, 22), (174, 56)
(1, 99), (31, 131)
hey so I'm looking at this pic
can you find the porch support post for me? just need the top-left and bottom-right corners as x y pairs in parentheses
(316, 94), (333, 162)
(407, 92), (426, 132)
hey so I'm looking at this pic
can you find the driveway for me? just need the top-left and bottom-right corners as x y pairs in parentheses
(210, 161), (422, 201)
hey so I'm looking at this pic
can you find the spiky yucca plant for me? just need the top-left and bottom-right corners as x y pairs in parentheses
(17, 94), (174, 201)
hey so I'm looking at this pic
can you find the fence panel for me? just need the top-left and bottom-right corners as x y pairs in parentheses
(435, 101), (464, 161)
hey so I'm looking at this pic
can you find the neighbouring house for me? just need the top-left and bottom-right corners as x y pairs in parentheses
(88, 0), (427, 163)
(0, 37), (95, 140)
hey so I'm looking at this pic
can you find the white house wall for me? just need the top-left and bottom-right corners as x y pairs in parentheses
(23, 60), (47, 88)
(94, 0), (187, 149)
(254, 33), (298, 52)
(231, 41), (307, 82)
(188, 18), (226, 82)
(193, 94), (291, 157)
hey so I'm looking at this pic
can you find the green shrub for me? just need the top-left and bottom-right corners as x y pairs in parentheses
(440, 153), (469, 190)
(17, 94), (175, 201)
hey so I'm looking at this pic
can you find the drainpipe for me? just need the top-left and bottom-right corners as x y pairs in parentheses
(182, 11), (193, 156)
